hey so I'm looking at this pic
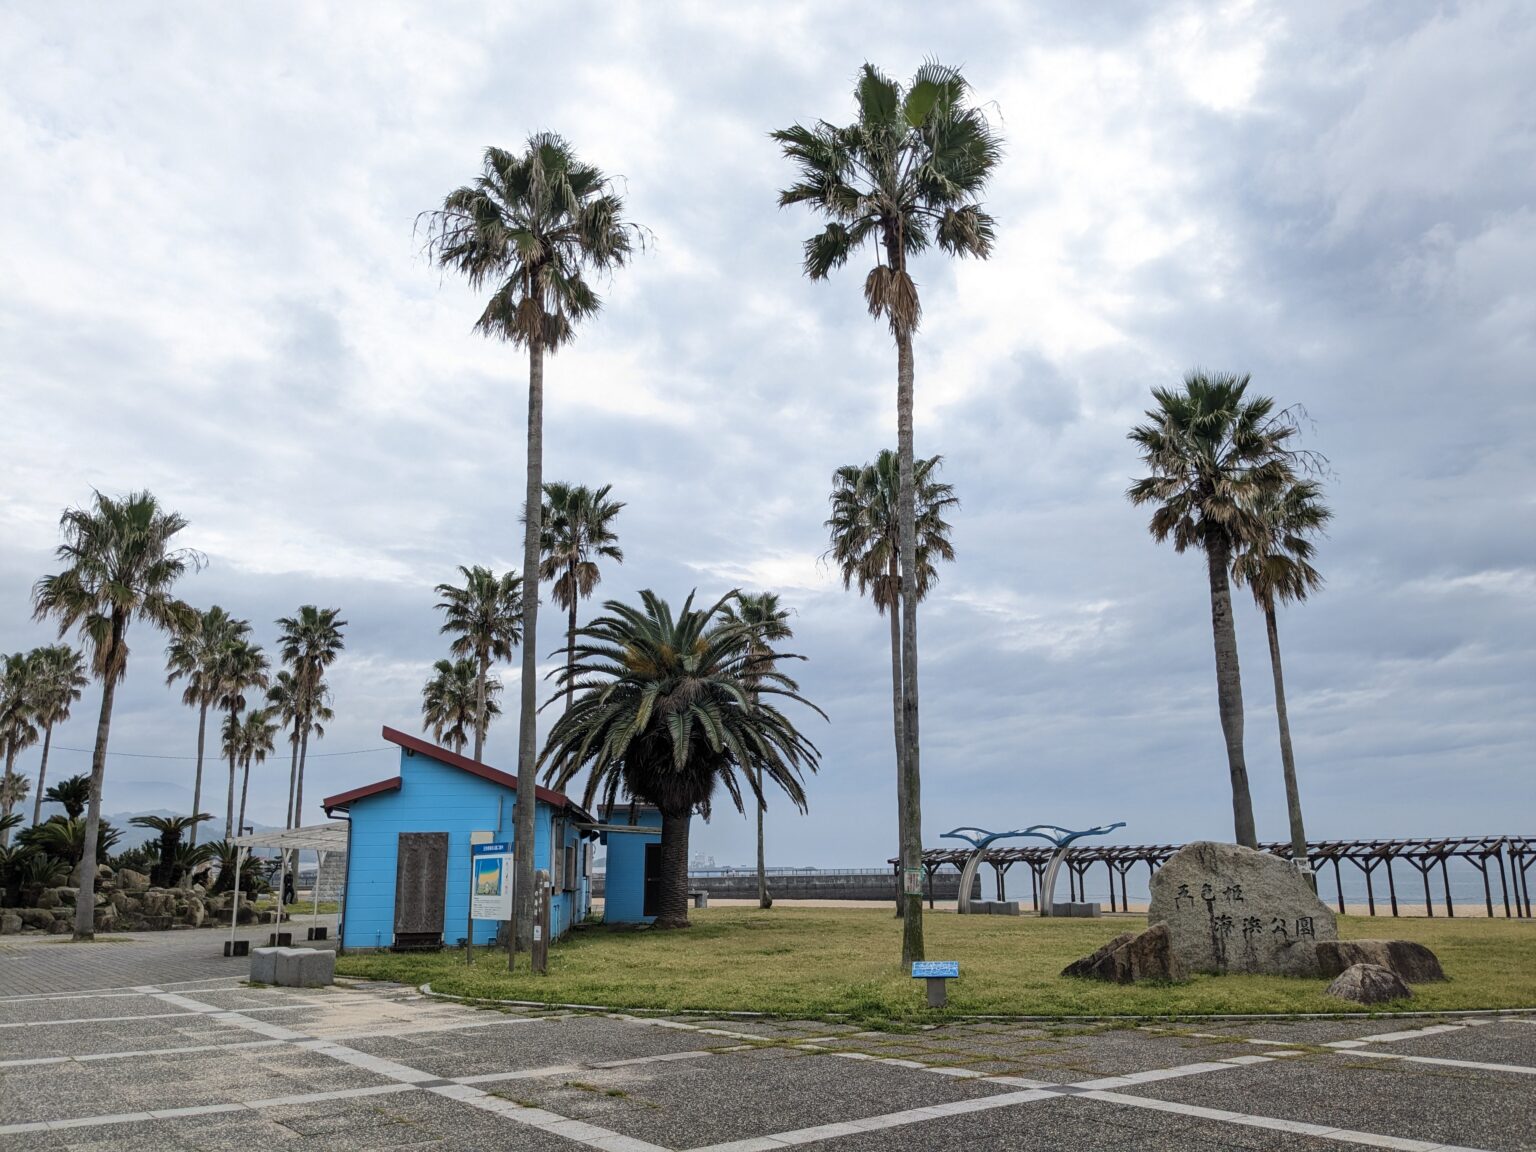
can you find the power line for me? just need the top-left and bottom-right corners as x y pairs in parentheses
(48, 745), (394, 762)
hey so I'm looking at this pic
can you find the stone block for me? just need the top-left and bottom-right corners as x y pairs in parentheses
(250, 946), (285, 984)
(1063, 923), (1183, 983)
(1148, 841), (1336, 977)
(19, 908), (54, 930)
(989, 901), (1021, 915)
(117, 869), (149, 891)
(1315, 940), (1444, 983)
(1326, 962), (1412, 1004)
(1, 910), (20, 935)
(1051, 902), (1101, 917)
(968, 900), (994, 915)
(274, 947), (334, 988)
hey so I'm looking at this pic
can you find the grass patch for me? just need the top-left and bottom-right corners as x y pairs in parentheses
(334, 907), (1536, 1021)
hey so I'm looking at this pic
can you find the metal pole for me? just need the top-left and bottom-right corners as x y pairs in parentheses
(1441, 857), (1454, 918)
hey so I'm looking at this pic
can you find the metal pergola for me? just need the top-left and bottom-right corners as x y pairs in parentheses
(227, 822), (348, 949)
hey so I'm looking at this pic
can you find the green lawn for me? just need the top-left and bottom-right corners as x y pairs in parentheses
(334, 907), (1536, 1020)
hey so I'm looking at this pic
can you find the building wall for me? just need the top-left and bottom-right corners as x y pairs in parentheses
(340, 748), (589, 950)
(600, 808), (662, 924)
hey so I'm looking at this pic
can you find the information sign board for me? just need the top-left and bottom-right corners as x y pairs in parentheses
(911, 960), (959, 979)
(470, 841), (513, 920)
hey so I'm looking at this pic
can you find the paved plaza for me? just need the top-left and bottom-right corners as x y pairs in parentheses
(2, 930), (1534, 1151)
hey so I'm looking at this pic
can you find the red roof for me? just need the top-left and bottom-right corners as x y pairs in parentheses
(320, 726), (593, 822)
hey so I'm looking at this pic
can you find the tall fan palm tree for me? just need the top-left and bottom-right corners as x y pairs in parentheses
(1233, 477), (1331, 873)
(266, 671), (303, 830)
(0, 652), (39, 845)
(1127, 372), (1299, 849)
(226, 707), (277, 838)
(421, 135), (643, 949)
(540, 482), (625, 713)
(26, 645), (88, 828)
(274, 606), (345, 836)
(717, 592), (794, 910)
(43, 773), (90, 820)
(32, 490), (200, 939)
(422, 658), (500, 754)
(166, 607), (245, 846)
(216, 636), (269, 838)
(826, 451), (956, 908)
(541, 590), (823, 930)
(775, 63), (1000, 962)
(433, 567), (521, 762)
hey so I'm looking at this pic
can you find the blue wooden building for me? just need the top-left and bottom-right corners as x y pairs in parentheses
(322, 727), (597, 952)
(596, 803), (663, 924)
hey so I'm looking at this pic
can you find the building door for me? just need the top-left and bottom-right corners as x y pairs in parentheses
(642, 842), (662, 918)
(393, 832), (448, 950)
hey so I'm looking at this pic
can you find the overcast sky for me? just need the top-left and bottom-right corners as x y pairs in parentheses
(2, 2), (1531, 867)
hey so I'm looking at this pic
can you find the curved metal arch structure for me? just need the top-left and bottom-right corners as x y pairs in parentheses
(942, 822), (1126, 915)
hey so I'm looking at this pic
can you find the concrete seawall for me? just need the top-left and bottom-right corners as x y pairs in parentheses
(593, 872), (982, 902)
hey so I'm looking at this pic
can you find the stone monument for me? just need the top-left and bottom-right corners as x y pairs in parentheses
(1146, 841), (1337, 977)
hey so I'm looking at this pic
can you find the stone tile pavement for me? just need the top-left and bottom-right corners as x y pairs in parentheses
(2, 929), (1534, 1150)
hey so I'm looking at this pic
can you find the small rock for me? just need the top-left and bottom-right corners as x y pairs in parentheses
(0, 911), (21, 935)
(1326, 962), (1413, 1004)
(117, 869), (150, 891)
(49, 918), (72, 934)
(94, 904), (117, 931)
(1315, 940), (1444, 983)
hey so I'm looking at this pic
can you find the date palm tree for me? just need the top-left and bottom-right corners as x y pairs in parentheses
(1127, 372), (1299, 849)
(43, 773), (91, 820)
(1234, 477), (1331, 874)
(717, 592), (793, 910)
(275, 606), (345, 836)
(826, 451), (956, 910)
(166, 607), (245, 846)
(26, 645), (88, 828)
(420, 135), (643, 949)
(434, 566), (521, 762)
(32, 490), (200, 939)
(775, 63), (1000, 962)
(541, 590), (823, 930)
(226, 707), (277, 838)
(422, 657), (500, 754)
(216, 636), (269, 838)
(128, 813), (212, 888)
(540, 483), (625, 713)
(0, 652), (38, 845)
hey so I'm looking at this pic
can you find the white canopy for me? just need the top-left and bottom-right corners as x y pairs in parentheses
(232, 822), (347, 855)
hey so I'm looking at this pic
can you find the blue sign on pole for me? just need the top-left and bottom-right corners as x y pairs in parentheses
(911, 961), (959, 979)
(472, 842), (511, 857)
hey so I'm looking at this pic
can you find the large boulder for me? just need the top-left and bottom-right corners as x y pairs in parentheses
(1063, 923), (1184, 983)
(19, 908), (55, 930)
(93, 903), (117, 931)
(1, 910), (21, 935)
(117, 868), (150, 891)
(1326, 962), (1413, 1004)
(1315, 940), (1444, 983)
(1148, 841), (1336, 977)
(141, 889), (177, 918)
(183, 897), (206, 928)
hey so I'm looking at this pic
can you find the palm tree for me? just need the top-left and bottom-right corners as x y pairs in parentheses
(0, 652), (39, 845)
(1233, 477), (1331, 873)
(421, 136), (642, 949)
(26, 645), (88, 828)
(541, 590), (823, 930)
(226, 707), (277, 837)
(826, 451), (957, 910)
(774, 63), (1000, 962)
(43, 773), (91, 820)
(1127, 372), (1299, 849)
(717, 592), (794, 910)
(32, 490), (200, 939)
(20, 816), (123, 882)
(274, 606), (345, 836)
(216, 636), (269, 838)
(165, 607), (245, 847)
(266, 671), (302, 829)
(128, 813), (212, 887)
(539, 483), (625, 712)
(433, 567), (521, 762)
(422, 658), (500, 754)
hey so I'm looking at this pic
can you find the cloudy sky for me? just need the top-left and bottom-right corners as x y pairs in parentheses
(2, 2), (1531, 867)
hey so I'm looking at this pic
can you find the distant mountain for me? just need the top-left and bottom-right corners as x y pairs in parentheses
(104, 810), (285, 850)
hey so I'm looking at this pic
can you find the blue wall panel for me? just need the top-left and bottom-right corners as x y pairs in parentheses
(601, 808), (662, 925)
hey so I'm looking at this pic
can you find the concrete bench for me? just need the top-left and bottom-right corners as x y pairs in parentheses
(988, 900), (1021, 915)
(250, 946), (335, 987)
(1051, 902), (1102, 918)
(689, 890), (708, 909)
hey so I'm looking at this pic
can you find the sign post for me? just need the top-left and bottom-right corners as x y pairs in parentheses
(531, 869), (550, 975)
(470, 841), (513, 965)
(911, 960), (959, 1008)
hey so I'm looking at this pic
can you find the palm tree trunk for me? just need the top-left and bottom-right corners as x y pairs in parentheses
(225, 705), (238, 838)
(75, 629), (123, 941)
(512, 335), (545, 959)
(1205, 538), (1257, 848)
(237, 758), (251, 843)
(894, 328), (925, 963)
(473, 649), (488, 763)
(32, 724), (54, 827)
(887, 560), (907, 918)
(1264, 597), (1310, 876)
(566, 586), (578, 713)
(283, 730), (299, 890)
(1, 746), (17, 847)
(294, 721), (311, 830)
(189, 701), (207, 847)
(756, 763), (770, 908)
(656, 807), (692, 929)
